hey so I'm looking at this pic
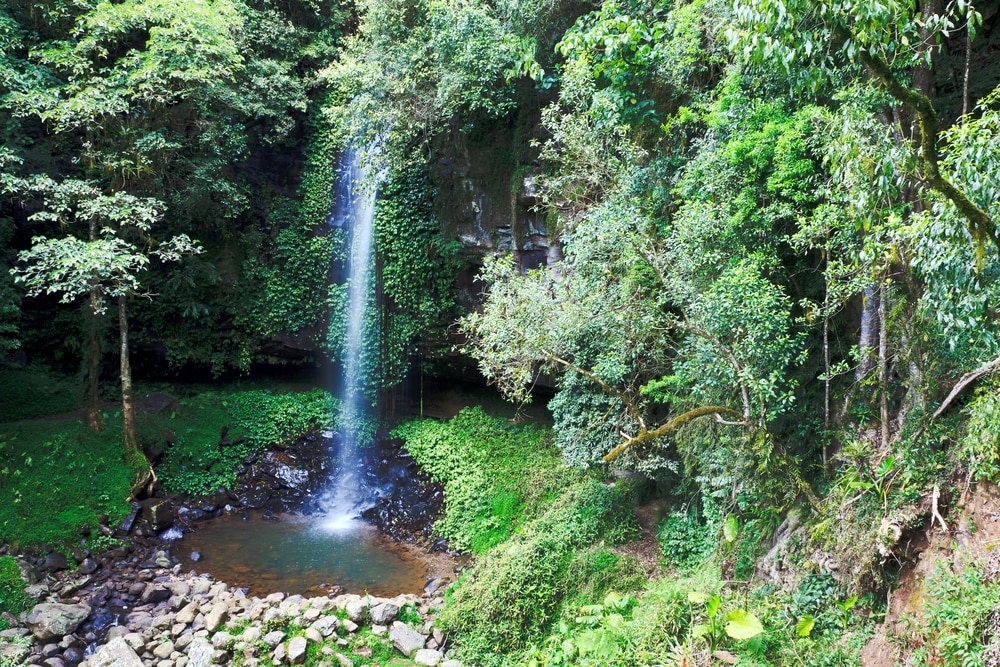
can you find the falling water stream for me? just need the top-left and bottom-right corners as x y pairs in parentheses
(175, 143), (431, 596)
(316, 141), (386, 531)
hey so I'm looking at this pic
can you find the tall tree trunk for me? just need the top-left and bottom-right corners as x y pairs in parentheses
(856, 285), (879, 382)
(878, 283), (890, 450)
(118, 295), (137, 457)
(84, 290), (103, 431)
(84, 217), (104, 431)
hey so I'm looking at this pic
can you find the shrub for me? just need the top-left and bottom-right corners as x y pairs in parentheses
(155, 389), (341, 496)
(0, 556), (28, 630)
(394, 407), (572, 553)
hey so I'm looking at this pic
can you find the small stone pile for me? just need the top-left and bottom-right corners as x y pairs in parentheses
(5, 564), (462, 667)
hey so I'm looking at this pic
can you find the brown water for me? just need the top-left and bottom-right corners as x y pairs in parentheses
(177, 513), (428, 597)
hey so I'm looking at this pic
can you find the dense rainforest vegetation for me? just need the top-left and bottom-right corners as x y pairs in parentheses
(5, 0), (1000, 665)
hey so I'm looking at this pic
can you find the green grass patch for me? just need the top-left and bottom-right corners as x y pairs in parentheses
(0, 416), (139, 548)
(0, 387), (341, 547)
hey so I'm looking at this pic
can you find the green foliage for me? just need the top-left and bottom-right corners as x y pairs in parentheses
(0, 556), (28, 631)
(395, 407), (570, 553)
(157, 389), (340, 496)
(439, 479), (637, 661)
(905, 562), (1000, 667)
(956, 387), (1000, 482)
(658, 509), (716, 571)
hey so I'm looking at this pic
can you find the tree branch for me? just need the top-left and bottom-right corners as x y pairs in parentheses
(602, 405), (744, 463)
(853, 46), (1000, 254)
(931, 353), (1000, 419)
(542, 349), (647, 430)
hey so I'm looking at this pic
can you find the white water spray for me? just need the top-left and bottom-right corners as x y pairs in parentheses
(317, 142), (385, 532)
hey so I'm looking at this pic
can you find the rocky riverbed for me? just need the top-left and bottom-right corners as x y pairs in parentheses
(1, 426), (462, 666)
(2, 553), (461, 667)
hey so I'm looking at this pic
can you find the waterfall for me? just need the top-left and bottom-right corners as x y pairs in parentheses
(318, 142), (384, 532)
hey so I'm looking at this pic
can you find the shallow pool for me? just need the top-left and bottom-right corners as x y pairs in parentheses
(176, 512), (427, 597)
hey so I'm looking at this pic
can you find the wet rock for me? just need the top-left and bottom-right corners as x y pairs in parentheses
(414, 649), (443, 667)
(390, 622), (425, 658)
(370, 602), (399, 625)
(288, 637), (308, 664)
(141, 499), (174, 532)
(90, 637), (144, 667)
(26, 603), (91, 640)
(78, 558), (99, 575)
(41, 552), (69, 573)
(62, 647), (83, 665)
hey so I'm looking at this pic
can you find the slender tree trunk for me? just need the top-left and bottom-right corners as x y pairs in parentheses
(963, 3), (974, 119)
(878, 283), (890, 450)
(857, 285), (878, 382)
(84, 217), (104, 431)
(84, 290), (103, 431)
(119, 295), (137, 457)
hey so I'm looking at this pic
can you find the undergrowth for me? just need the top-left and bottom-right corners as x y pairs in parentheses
(0, 387), (340, 547)
(0, 556), (28, 631)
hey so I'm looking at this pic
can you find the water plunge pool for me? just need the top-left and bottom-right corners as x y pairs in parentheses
(176, 512), (428, 597)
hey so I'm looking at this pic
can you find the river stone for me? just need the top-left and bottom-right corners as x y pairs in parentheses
(211, 649), (230, 664)
(342, 620), (358, 633)
(122, 634), (144, 651)
(203, 604), (228, 633)
(272, 643), (287, 664)
(0, 641), (30, 666)
(190, 579), (211, 596)
(311, 616), (339, 637)
(371, 624), (387, 636)
(175, 634), (193, 651)
(344, 600), (366, 623)
(288, 637), (308, 665)
(389, 622), (425, 658)
(26, 603), (91, 640)
(142, 585), (171, 605)
(305, 627), (322, 645)
(242, 626), (260, 643)
(167, 582), (191, 598)
(414, 650), (443, 667)
(90, 638), (144, 667)
(211, 632), (232, 650)
(152, 641), (175, 659)
(185, 638), (213, 667)
(370, 602), (399, 625)
(175, 602), (199, 625)
(78, 558), (99, 575)
(263, 631), (286, 648)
